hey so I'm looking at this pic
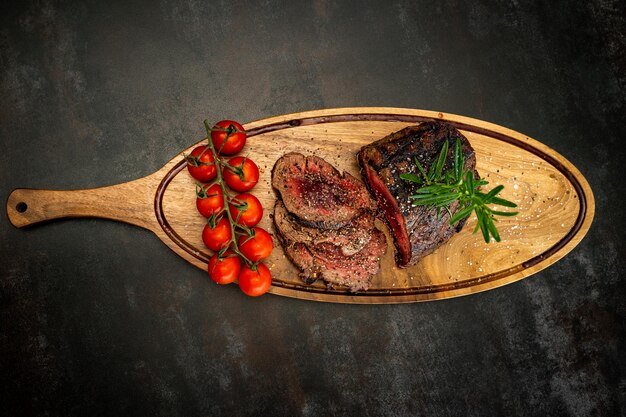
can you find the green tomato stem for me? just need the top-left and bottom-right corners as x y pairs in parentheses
(203, 120), (254, 267)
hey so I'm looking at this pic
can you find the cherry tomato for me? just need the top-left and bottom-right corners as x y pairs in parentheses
(207, 251), (241, 285)
(196, 183), (225, 218)
(186, 145), (216, 182)
(238, 262), (272, 296)
(202, 216), (232, 252)
(223, 157), (259, 192)
(238, 227), (273, 262)
(211, 120), (247, 155)
(229, 193), (263, 227)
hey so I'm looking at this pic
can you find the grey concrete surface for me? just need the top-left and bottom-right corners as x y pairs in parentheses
(1, 1), (625, 416)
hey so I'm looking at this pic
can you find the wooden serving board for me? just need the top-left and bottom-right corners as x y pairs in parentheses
(6, 108), (594, 303)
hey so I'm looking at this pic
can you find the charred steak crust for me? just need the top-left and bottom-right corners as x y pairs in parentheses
(271, 152), (375, 229)
(358, 121), (477, 267)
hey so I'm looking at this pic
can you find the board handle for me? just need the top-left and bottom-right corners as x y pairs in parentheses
(6, 174), (159, 230)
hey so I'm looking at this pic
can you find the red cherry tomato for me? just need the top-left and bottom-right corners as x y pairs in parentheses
(207, 251), (241, 284)
(202, 217), (232, 252)
(186, 145), (216, 182)
(238, 227), (273, 262)
(196, 183), (225, 218)
(238, 262), (272, 296)
(229, 193), (263, 227)
(211, 120), (246, 155)
(223, 157), (259, 192)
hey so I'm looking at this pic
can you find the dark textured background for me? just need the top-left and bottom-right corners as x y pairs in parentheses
(1, 1), (625, 416)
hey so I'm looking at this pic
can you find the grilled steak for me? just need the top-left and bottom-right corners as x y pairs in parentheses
(271, 152), (386, 291)
(276, 227), (387, 292)
(273, 200), (374, 256)
(272, 152), (375, 229)
(358, 121), (476, 267)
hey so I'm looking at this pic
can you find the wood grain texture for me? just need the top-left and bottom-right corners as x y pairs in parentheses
(6, 108), (595, 303)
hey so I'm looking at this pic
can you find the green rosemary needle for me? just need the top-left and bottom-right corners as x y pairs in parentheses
(400, 138), (519, 243)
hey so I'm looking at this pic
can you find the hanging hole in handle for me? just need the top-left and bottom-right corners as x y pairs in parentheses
(16, 202), (28, 213)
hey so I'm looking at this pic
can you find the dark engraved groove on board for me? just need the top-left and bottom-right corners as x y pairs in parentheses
(153, 112), (588, 296)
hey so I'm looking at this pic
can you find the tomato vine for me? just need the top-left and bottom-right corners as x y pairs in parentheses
(185, 119), (273, 296)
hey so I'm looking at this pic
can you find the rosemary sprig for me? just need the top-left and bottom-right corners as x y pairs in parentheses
(400, 138), (518, 243)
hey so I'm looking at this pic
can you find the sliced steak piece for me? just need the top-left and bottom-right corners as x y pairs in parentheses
(272, 152), (387, 291)
(276, 227), (387, 292)
(273, 200), (374, 256)
(272, 152), (375, 229)
(358, 121), (477, 267)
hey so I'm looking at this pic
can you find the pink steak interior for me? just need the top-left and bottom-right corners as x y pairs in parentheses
(362, 164), (410, 266)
